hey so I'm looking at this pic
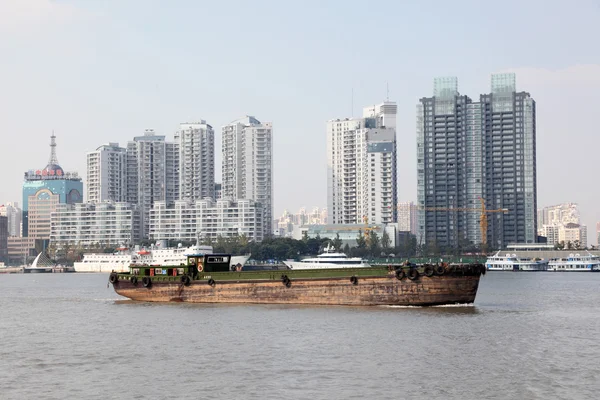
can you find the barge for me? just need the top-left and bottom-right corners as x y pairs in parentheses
(109, 252), (485, 307)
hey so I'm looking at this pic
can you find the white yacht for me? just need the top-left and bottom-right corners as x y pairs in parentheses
(548, 253), (600, 272)
(283, 244), (369, 270)
(74, 245), (249, 273)
(485, 252), (548, 271)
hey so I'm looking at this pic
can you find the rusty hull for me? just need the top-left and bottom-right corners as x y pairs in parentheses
(112, 273), (480, 306)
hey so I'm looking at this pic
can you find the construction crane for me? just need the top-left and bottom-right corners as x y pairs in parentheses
(417, 198), (508, 245)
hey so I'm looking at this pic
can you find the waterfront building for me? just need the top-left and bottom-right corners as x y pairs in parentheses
(0, 202), (22, 237)
(22, 134), (83, 240)
(0, 216), (7, 262)
(222, 116), (273, 235)
(149, 198), (265, 243)
(50, 202), (140, 247)
(126, 130), (179, 239)
(417, 73), (537, 249)
(327, 102), (398, 225)
(7, 237), (39, 264)
(175, 121), (214, 202)
(397, 201), (417, 235)
(86, 143), (127, 203)
(291, 223), (397, 248)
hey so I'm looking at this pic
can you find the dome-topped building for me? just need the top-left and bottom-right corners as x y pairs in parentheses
(22, 133), (83, 239)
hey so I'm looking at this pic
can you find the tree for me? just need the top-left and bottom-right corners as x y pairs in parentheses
(381, 230), (391, 251)
(356, 229), (366, 249)
(332, 233), (343, 251)
(302, 231), (309, 242)
(566, 241), (573, 250)
(343, 243), (351, 255)
(368, 231), (380, 256)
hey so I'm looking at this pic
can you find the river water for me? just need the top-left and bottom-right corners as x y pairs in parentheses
(0, 272), (598, 400)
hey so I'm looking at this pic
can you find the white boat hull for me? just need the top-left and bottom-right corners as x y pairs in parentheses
(283, 261), (370, 270)
(74, 255), (250, 273)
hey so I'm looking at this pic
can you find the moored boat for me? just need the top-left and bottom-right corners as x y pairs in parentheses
(74, 245), (249, 273)
(548, 252), (600, 272)
(109, 252), (485, 307)
(283, 244), (368, 270)
(485, 252), (548, 271)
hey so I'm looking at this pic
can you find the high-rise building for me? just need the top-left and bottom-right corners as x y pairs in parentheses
(126, 130), (179, 239)
(86, 143), (127, 203)
(175, 121), (214, 202)
(596, 222), (600, 247)
(222, 116), (273, 234)
(327, 102), (398, 225)
(22, 134), (83, 240)
(0, 216), (7, 262)
(397, 201), (417, 235)
(417, 74), (536, 249)
(0, 202), (22, 237)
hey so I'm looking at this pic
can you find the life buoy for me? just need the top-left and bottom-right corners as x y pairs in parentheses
(181, 275), (191, 286)
(407, 268), (419, 281)
(207, 278), (215, 286)
(197, 265), (203, 272)
(434, 265), (445, 276)
(142, 277), (151, 287)
(109, 273), (118, 283)
(131, 276), (138, 285)
(423, 265), (434, 277)
(395, 269), (405, 280)
(350, 276), (358, 285)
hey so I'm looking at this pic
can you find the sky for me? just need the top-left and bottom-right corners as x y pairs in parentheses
(1, 0), (600, 242)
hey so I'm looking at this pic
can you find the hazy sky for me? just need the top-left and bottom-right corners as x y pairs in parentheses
(1, 0), (600, 242)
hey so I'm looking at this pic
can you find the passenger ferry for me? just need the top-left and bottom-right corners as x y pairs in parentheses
(485, 252), (548, 271)
(548, 253), (600, 272)
(74, 245), (250, 273)
(283, 244), (369, 270)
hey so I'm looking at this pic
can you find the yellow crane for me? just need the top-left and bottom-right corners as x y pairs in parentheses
(418, 198), (508, 245)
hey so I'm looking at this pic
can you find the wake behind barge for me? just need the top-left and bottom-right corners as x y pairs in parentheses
(109, 253), (485, 307)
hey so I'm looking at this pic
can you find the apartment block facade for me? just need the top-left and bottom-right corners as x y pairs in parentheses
(222, 116), (273, 234)
(149, 198), (265, 243)
(327, 102), (398, 225)
(50, 202), (140, 246)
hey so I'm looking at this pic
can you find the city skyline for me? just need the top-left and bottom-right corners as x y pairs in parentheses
(1, 1), (600, 242)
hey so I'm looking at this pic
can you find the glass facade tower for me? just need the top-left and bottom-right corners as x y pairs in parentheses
(417, 73), (537, 249)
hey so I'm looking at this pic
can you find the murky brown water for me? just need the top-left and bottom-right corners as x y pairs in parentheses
(1, 272), (598, 399)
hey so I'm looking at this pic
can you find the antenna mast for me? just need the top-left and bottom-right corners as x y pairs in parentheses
(49, 131), (59, 165)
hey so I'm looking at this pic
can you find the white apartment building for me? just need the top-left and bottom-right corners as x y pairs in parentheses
(397, 201), (417, 235)
(126, 130), (179, 239)
(175, 121), (214, 201)
(222, 116), (273, 235)
(86, 143), (127, 203)
(50, 202), (140, 246)
(0, 202), (22, 237)
(538, 203), (587, 246)
(149, 198), (264, 243)
(327, 101), (398, 225)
